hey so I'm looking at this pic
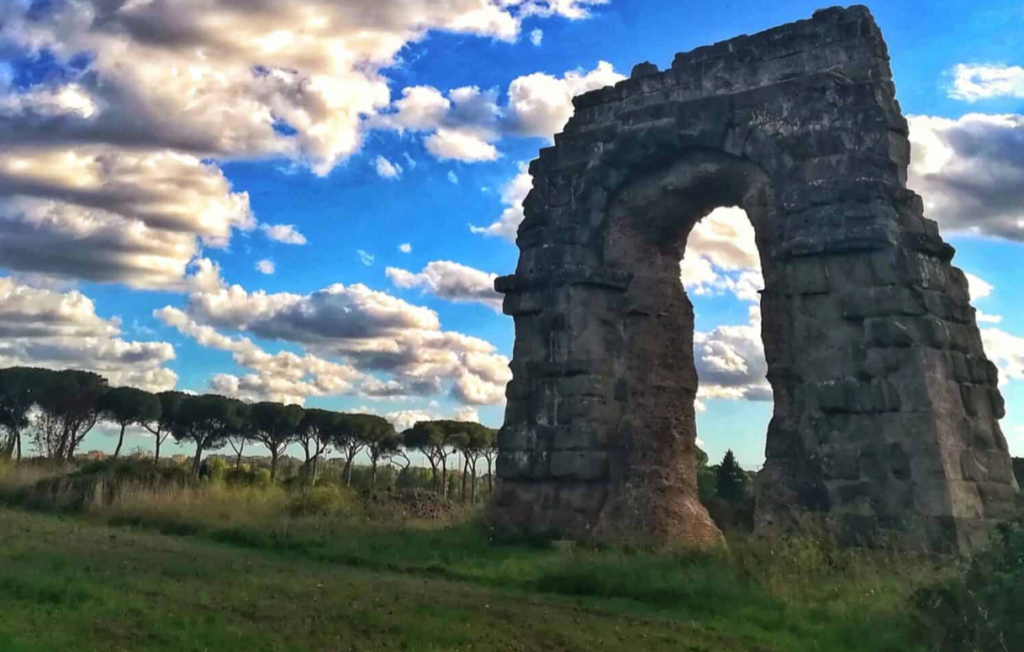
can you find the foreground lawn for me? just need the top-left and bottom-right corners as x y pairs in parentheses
(0, 504), (931, 652)
(0, 507), (748, 652)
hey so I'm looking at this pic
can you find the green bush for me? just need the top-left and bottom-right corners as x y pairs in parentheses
(286, 486), (359, 518)
(914, 517), (1024, 651)
(207, 457), (228, 483)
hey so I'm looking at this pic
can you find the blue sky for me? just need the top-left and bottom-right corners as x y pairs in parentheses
(1, 0), (1022, 469)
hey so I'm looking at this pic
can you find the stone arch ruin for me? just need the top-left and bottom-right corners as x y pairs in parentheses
(493, 5), (1021, 552)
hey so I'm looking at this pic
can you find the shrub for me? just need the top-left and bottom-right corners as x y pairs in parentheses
(286, 486), (359, 518)
(914, 517), (1024, 651)
(208, 457), (229, 483)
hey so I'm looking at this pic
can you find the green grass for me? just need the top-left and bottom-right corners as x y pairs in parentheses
(0, 462), (942, 651)
(0, 507), (754, 652)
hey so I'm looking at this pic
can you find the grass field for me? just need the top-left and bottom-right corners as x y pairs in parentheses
(5, 506), (775, 652)
(0, 502), (937, 652)
(4, 460), (1017, 652)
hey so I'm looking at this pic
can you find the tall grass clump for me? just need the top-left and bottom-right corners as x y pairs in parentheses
(0, 459), (69, 502)
(914, 516), (1024, 652)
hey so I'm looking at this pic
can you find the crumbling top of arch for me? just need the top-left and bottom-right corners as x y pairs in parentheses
(498, 4), (953, 296)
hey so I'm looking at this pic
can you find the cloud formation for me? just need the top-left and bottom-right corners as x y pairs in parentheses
(680, 207), (764, 302)
(0, 0), (604, 288)
(374, 156), (403, 179)
(908, 114), (1024, 241)
(948, 64), (1024, 102)
(255, 259), (275, 275)
(0, 278), (177, 392)
(378, 62), (623, 162)
(981, 328), (1024, 384)
(386, 261), (503, 311)
(157, 281), (511, 406)
(470, 162), (533, 240)
(0, 147), (254, 288)
(260, 224), (308, 245)
(694, 306), (771, 402)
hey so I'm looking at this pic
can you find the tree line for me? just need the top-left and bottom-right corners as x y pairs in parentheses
(0, 367), (498, 496)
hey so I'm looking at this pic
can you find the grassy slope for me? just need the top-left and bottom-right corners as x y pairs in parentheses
(0, 503), (931, 652)
(0, 507), (745, 652)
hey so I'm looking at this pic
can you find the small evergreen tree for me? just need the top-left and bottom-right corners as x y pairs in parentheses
(715, 449), (747, 502)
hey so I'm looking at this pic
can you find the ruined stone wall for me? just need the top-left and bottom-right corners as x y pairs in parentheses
(494, 5), (1021, 552)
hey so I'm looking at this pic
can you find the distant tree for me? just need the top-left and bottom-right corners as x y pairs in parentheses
(450, 423), (495, 504)
(249, 402), (304, 481)
(0, 367), (47, 462)
(716, 449), (747, 502)
(224, 402), (254, 471)
(404, 420), (481, 498)
(480, 428), (499, 494)
(170, 394), (247, 476)
(33, 369), (108, 460)
(295, 408), (338, 485)
(471, 426), (497, 503)
(403, 422), (447, 493)
(362, 420), (399, 488)
(330, 413), (390, 487)
(99, 386), (161, 458)
(143, 391), (185, 464)
(228, 401), (253, 471)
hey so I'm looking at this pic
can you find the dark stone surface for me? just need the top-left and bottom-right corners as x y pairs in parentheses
(494, 5), (1021, 552)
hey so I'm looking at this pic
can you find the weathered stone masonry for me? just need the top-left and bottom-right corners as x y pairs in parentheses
(493, 5), (1021, 552)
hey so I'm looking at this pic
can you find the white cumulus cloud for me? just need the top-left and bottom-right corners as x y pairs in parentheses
(948, 64), (1024, 102)
(260, 224), (308, 245)
(255, 259), (276, 275)
(386, 261), (503, 311)
(0, 278), (177, 392)
(374, 155), (403, 179)
(470, 162), (533, 240)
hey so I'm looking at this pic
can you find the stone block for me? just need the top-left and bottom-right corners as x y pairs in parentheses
(961, 449), (1016, 485)
(946, 480), (985, 520)
(821, 444), (862, 480)
(960, 384), (991, 418)
(496, 450), (550, 480)
(860, 346), (908, 378)
(917, 316), (951, 349)
(842, 287), (926, 320)
(975, 482), (1022, 518)
(550, 451), (610, 481)
(783, 257), (830, 294)
(864, 317), (914, 347)
(989, 388), (1006, 419)
(557, 482), (609, 513)
(551, 420), (615, 451)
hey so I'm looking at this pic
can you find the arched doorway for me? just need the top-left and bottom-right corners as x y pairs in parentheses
(494, 6), (1020, 552)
